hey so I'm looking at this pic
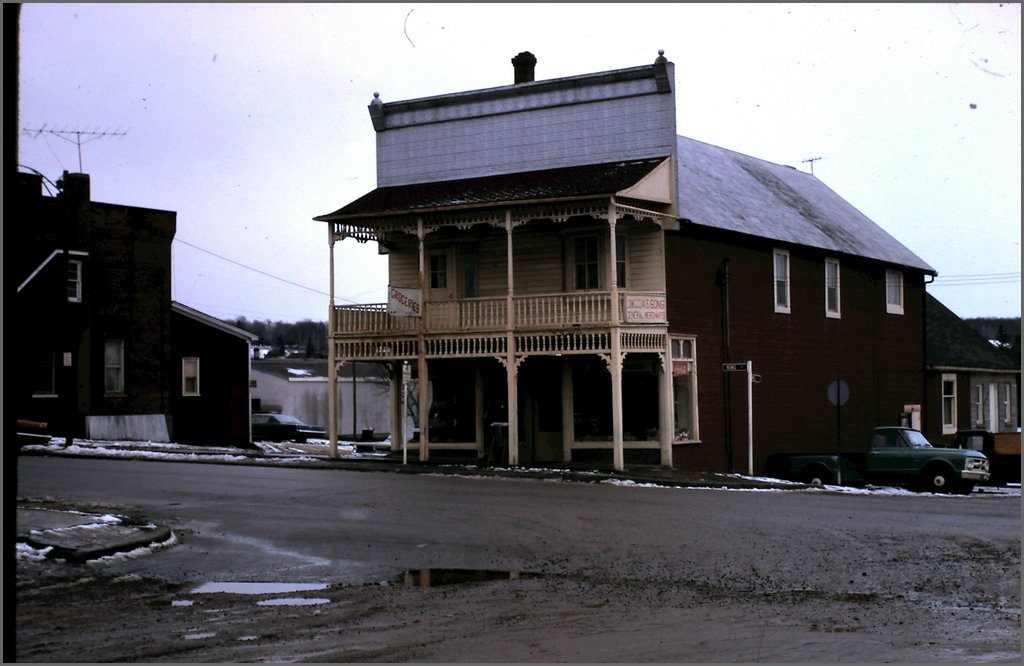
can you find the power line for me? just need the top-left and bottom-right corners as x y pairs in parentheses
(173, 237), (330, 298)
(172, 238), (382, 309)
(930, 272), (1020, 286)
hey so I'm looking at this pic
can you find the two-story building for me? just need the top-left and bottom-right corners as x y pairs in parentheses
(14, 170), (256, 447)
(315, 51), (937, 473)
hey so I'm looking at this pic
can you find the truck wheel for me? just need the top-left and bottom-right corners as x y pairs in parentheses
(920, 465), (954, 493)
(801, 464), (832, 487)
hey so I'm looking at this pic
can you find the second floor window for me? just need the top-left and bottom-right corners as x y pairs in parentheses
(105, 339), (125, 394)
(773, 249), (790, 313)
(182, 357), (200, 396)
(67, 259), (83, 302)
(824, 259), (841, 318)
(886, 269), (904, 315)
(574, 236), (599, 290)
(429, 253), (447, 289)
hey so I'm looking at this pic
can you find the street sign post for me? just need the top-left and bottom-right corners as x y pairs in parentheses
(722, 361), (755, 475)
(827, 379), (850, 485)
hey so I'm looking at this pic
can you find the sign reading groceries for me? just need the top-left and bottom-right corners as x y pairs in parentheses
(624, 293), (666, 323)
(388, 286), (422, 316)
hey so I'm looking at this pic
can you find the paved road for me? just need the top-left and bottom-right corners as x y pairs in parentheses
(15, 455), (1022, 662)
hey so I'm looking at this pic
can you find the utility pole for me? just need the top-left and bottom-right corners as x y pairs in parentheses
(22, 126), (128, 172)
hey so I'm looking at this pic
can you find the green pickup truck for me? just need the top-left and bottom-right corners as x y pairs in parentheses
(764, 426), (991, 494)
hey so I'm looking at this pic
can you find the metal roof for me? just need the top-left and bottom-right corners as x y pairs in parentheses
(313, 158), (668, 221)
(676, 135), (936, 273)
(316, 136), (936, 274)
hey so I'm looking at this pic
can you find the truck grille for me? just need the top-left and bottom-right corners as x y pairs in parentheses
(965, 457), (989, 473)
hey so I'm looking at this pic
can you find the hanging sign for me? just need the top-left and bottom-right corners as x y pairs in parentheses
(388, 286), (422, 317)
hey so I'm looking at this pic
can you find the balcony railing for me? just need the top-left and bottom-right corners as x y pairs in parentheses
(332, 291), (666, 336)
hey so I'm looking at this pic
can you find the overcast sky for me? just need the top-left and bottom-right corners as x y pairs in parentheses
(17, 3), (1021, 322)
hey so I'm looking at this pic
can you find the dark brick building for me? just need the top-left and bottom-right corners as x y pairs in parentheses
(14, 171), (255, 446)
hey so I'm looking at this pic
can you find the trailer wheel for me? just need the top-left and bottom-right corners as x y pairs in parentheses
(801, 464), (832, 487)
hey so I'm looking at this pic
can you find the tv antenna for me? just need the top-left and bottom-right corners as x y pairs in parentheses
(801, 156), (822, 175)
(21, 125), (128, 172)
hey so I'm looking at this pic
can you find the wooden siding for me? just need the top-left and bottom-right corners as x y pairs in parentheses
(513, 230), (564, 294)
(375, 72), (676, 187)
(170, 311), (251, 447)
(666, 227), (928, 474)
(625, 225), (665, 291)
(380, 222), (666, 299)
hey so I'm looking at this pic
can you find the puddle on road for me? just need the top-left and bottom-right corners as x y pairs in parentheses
(400, 568), (537, 587)
(180, 571), (534, 605)
(179, 582), (333, 608)
(256, 597), (330, 606)
(191, 582), (329, 594)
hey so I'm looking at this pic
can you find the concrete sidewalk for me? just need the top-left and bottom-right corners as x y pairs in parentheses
(16, 504), (173, 564)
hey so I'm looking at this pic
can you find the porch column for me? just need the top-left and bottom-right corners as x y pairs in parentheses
(608, 199), (624, 471)
(505, 209), (520, 466)
(561, 360), (574, 462)
(390, 361), (403, 453)
(474, 366), (485, 458)
(327, 225), (339, 458)
(417, 217), (429, 461)
(659, 338), (674, 467)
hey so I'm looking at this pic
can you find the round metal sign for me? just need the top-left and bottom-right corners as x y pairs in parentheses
(827, 380), (849, 407)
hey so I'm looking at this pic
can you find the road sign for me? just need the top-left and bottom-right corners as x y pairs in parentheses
(827, 379), (850, 407)
(722, 362), (748, 372)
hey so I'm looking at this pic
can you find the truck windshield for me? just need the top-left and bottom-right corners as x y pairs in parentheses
(904, 430), (933, 448)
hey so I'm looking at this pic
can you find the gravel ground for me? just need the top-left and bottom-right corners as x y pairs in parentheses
(15, 514), (1021, 663)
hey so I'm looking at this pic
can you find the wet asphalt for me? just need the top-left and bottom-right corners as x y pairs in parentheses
(15, 442), (804, 563)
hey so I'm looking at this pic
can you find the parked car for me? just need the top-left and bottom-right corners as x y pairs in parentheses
(251, 413), (327, 443)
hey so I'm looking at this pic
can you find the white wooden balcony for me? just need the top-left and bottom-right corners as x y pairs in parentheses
(333, 291), (665, 334)
(331, 291), (667, 360)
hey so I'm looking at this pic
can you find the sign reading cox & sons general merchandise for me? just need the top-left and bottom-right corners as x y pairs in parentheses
(624, 293), (667, 323)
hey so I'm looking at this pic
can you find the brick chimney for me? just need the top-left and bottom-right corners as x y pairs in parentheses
(511, 51), (537, 84)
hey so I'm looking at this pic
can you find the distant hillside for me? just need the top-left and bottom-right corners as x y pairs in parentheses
(965, 317), (1021, 353)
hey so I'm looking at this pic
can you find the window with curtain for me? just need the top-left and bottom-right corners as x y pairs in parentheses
(773, 249), (790, 313)
(105, 339), (125, 394)
(941, 374), (957, 434)
(886, 269), (904, 315)
(182, 357), (200, 396)
(825, 258), (841, 318)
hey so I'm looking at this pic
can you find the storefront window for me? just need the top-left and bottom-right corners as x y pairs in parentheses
(671, 337), (698, 442)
